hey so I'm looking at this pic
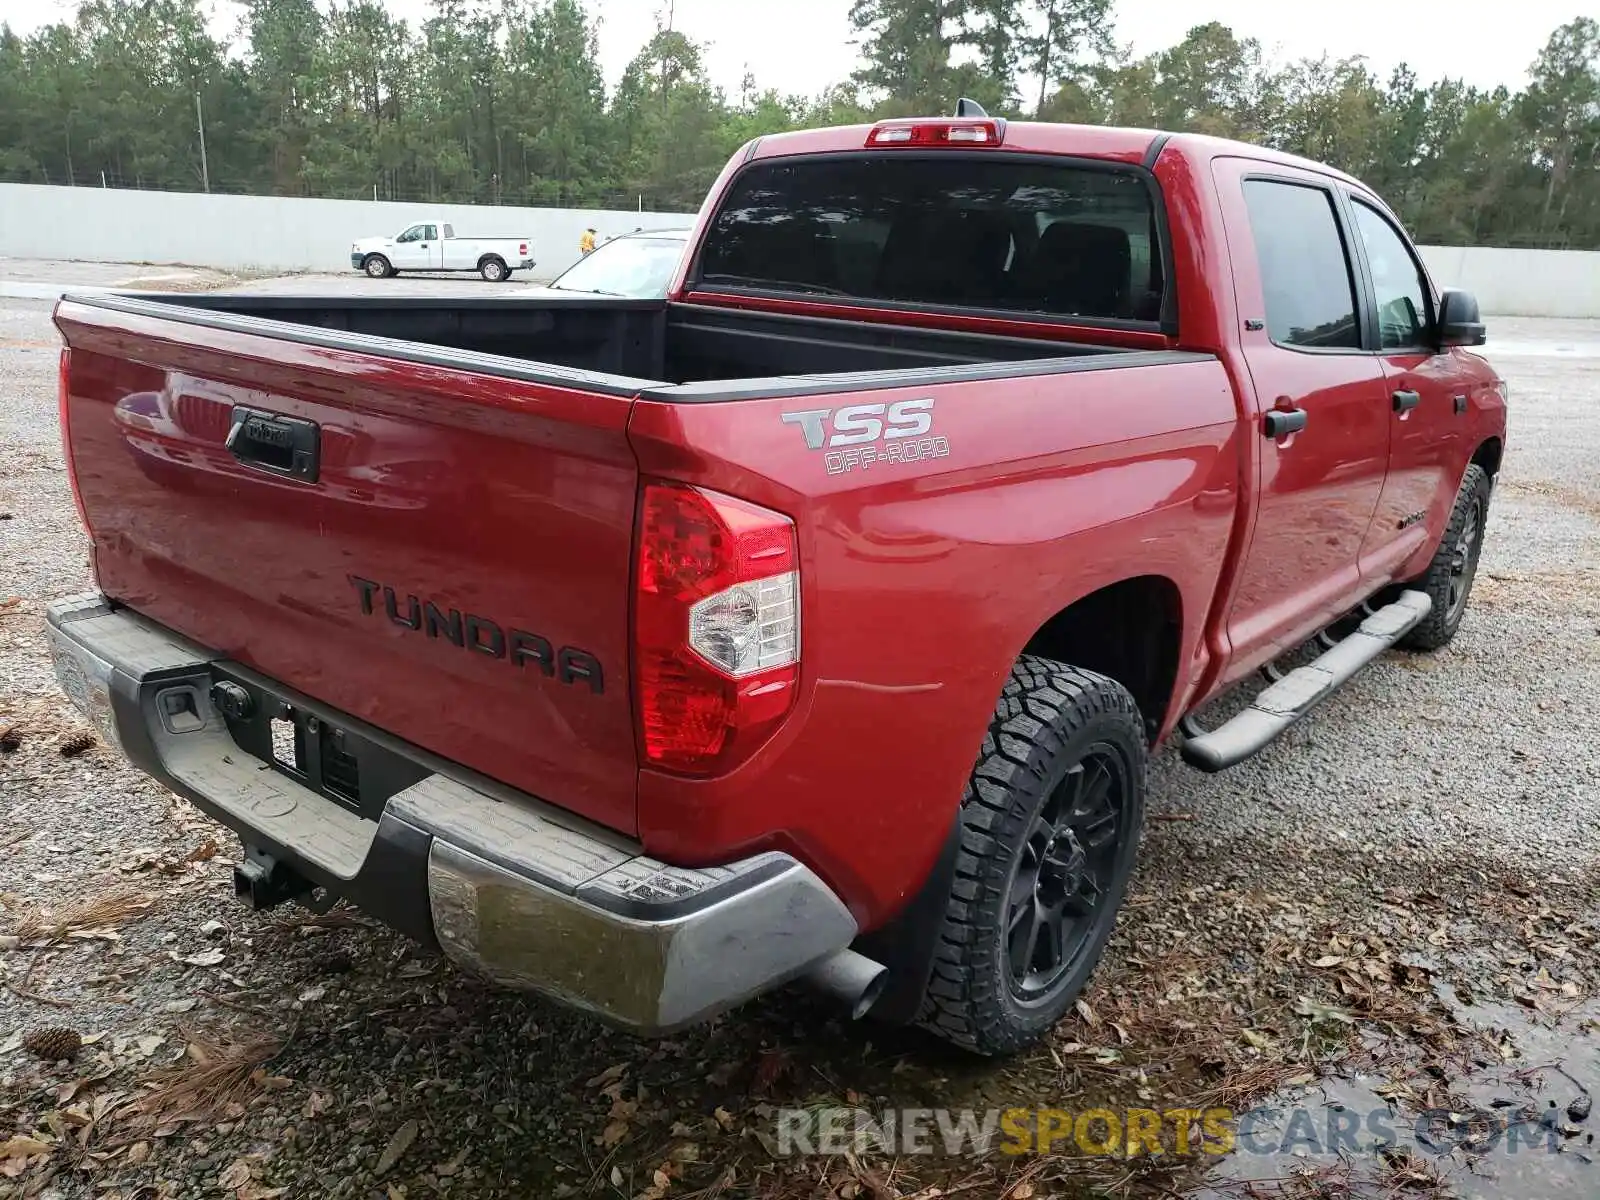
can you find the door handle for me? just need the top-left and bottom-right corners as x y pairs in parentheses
(226, 406), (321, 483)
(1393, 389), (1421, 413)
(1263, 408), (1308, 438)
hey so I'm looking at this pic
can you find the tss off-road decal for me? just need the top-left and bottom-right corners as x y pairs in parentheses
(781, 399), (951, 475)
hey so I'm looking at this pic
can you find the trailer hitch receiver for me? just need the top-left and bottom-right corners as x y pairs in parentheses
(233, 845), (314, 911)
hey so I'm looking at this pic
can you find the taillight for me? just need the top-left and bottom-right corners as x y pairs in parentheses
(58, 346), (91, 535)
(634, 482), (800, 776)
(519, 242), (528, 256)
(866, 119), (1004, 148)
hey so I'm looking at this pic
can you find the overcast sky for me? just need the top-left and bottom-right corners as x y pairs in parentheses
(0, 0), (1582, 96)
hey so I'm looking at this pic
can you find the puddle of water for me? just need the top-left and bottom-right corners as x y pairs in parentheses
(1482, 339), (1600, 358)
(1189, 988), (1598, 1198)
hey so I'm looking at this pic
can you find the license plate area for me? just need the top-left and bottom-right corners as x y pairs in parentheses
(212, 668), (427, 820)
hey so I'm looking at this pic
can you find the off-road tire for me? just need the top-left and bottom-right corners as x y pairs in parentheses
(1400, 463), (1490, 652)
(479, 256), (508, 282)
(362, 254), (392, 279)
(915, 657), (1146, 1056)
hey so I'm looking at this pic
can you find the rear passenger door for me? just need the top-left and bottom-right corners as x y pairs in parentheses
(1212, 160), (1392, 678)
(1344, 197), (1466, 576)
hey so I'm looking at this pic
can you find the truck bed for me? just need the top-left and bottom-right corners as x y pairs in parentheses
(80, 291), (1148, 394)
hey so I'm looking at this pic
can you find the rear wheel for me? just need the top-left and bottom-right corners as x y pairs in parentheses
(915, 657), (1146, 1056)
(479, 257), (508, 282)
(1400, 463), (1490, 652)
(362, 254), (392, 279)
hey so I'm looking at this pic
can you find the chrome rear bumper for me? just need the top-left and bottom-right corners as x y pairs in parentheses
(46, 594), (858, 1032)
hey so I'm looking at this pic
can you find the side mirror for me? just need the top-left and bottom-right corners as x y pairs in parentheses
(1438, 289), (1485, 348)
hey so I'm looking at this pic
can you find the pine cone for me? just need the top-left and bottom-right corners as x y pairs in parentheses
(22, 1026), (82, 1061)
(58, 731), (97, 758)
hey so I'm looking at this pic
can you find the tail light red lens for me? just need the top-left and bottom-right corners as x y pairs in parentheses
(58, 346), (91, 535)
(634, 482), (800, 776)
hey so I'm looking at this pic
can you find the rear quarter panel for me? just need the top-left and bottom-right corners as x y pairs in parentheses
(628, 357), (1244, 927)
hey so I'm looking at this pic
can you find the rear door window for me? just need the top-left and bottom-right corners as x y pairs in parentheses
(695, 155), (1165, 325)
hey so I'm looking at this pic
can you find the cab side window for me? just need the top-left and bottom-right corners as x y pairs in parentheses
(397, 225), (423, 243)
(1242, 179), (1360, 349)
(422, 225), (437, 241)
(1351, 201), (1432, 349)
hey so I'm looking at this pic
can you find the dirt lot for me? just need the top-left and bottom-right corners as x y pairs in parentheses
(2, 280), (1597, 1200)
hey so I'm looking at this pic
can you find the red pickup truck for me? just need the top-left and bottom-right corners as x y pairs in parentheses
(48, 111), (1505, 1056)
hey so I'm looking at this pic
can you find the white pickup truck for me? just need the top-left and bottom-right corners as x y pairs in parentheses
(350, 219), (535, 282)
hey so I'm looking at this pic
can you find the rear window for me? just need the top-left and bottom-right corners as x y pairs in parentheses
(695, 155), (1165, 325)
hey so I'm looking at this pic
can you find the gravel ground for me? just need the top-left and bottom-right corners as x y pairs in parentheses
(2, 290), (1597, 1200)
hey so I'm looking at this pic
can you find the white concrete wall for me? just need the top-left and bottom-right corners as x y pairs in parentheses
(3, 182), (1598, 315)
(0, 183), (696, 278)
(1419, 244), (1600, 319)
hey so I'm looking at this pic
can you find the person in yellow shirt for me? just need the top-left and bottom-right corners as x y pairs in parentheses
(579, 227), (597, 256)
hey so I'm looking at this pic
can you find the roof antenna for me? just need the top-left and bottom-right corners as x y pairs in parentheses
(954, 97), (988, 118)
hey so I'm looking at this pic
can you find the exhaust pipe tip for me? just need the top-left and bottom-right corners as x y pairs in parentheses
(804, 948), (889, 1020)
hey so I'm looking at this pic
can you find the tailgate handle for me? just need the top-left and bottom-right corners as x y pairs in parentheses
(226, 407), (320, 483)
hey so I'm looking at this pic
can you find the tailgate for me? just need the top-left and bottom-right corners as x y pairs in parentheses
(54, 297), (642, 834)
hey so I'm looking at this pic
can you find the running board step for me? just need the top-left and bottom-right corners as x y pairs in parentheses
(1181, 590), (1432, 773)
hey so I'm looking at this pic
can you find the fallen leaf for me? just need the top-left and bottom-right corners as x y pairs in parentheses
(713, 1105), (736, 1131)
(199, 920), (225, 936)
(298, 985), (325, 1002)
(1009, 1183), (1035, 1199)
(186, 840), (219, 863)
(588, 1063), (628, 1089)
(601, 1119), (630, 1148)
(239, 1186), (288, 1200)
(164, 998), (199, 1013)
(135, 1034), (166, 1057)
(395, 961), (431, 979)
(1242, 1029), (1274, 1050)
(376, 1119), (419, 1176)
(1294, 997), (1354, 1025)
(433, 1147), (470, 1177)
(1074, 998), (1098, 1026)
(1310, 955), (1346, 968)
(126, 1141), (150, 1165)
(302, 1091), (331, 1120)
(0, 1135), (54, 1160)
(667, 1142), (699, 1164)
(176, 947), (225, 967)
(218, 1158), (253, 1190)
